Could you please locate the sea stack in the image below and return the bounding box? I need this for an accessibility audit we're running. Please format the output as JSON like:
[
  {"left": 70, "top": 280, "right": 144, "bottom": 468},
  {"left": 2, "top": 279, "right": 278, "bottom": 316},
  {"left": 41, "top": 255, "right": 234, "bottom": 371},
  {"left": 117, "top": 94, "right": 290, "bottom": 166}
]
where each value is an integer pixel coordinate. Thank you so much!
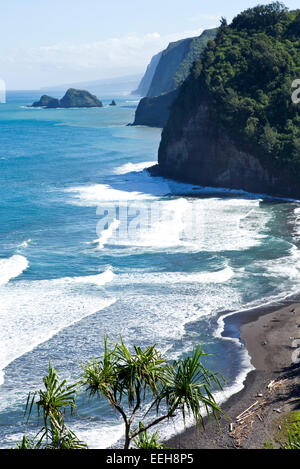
[
  {"left": 32, "top": 88, "right": 103, "bottom": 108},
  {"left": 32, "top": 95, "right": 60, "bottom": 108}
]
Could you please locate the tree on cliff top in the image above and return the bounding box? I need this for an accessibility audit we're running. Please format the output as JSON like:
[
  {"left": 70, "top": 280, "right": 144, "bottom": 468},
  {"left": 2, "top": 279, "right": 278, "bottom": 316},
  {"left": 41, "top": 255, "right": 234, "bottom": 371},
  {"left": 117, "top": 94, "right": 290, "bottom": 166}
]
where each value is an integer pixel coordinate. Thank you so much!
[
  {"left": 231, "top": 2, "right": 288, "bottom": 32},
  {"left": 162, "top": 2, "right": 300, "bottom": 173}
]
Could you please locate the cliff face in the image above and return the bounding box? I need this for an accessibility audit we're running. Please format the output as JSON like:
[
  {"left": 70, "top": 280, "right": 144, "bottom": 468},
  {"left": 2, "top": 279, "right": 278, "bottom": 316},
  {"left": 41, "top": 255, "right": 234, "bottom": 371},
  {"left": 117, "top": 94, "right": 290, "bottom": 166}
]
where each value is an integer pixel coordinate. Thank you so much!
[
  {"left": 158, "top": 96, "right": 300, "bottom": 199},
  {"left": 131, "top": 89, "right": 179, "bottom": 127},
  {"left": 147, "top": 29, "right": 217, "bottom": 99},
  {"left": 157, "top": 6, "right": 300, "bottom": 199},
  {"left": 131, "top": 28, "right": 217, "bottom": 128},
  {"left": 147, "top": 39, "right": 192, "bottom": 98},
  {"left": 132, "top": 52, "right": 162, "bottom": 97}
]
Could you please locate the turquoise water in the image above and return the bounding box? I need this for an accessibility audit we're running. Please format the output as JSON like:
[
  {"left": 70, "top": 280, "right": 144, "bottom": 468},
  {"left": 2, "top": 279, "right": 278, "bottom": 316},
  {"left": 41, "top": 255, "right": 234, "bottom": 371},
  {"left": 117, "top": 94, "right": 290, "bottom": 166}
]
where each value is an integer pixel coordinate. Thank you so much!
[{"left": 0, "top": 91, "right": 300, "bottom": 448}]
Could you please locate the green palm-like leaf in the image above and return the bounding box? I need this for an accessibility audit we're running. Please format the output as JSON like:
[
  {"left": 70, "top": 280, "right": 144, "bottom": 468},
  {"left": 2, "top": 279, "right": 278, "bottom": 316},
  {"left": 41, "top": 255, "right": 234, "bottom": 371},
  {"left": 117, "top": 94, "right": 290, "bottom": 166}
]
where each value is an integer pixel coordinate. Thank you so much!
[
  {"left": 19, "top": 361, "right": 86, "bottom": 449},
  {"left": 80, "top": 337, "right": 119, "bottom": 406},
  {"left": 152, "top": 345, "right": 225, "bottom": 429},
  {"left": 114, "top": 338, "right": 167, "bottom": 407},
  {"left": 81, "top": 337, "right": 166, "bottom": 409},
  {"left": 35, "top": 362, "right": 77, "bottom": 431},
  {"left": 80, "top": 338, "right": 225, "bottom": 449}
]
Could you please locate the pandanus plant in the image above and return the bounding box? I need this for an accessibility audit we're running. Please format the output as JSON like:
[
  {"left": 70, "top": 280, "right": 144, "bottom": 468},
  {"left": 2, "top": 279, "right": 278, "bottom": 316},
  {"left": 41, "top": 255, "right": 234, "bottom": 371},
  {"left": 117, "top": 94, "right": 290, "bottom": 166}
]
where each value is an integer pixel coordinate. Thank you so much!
[
  {"left": 81, "top": 337, "right": 225, "bottom": 449},
  {"left": 18, "top": 362, "right": 87, "bottom": 449}
]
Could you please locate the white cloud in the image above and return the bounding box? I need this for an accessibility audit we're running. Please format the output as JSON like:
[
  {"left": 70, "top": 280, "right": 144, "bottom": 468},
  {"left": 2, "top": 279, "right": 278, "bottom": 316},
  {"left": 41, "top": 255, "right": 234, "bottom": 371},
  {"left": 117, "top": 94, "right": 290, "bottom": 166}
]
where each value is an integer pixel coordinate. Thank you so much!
[
  {"left": 1, "top": 29, "right": 203, "bottom": 88},
  {"left": 6, "top": 29, "right": 202, "bottom": 71}
]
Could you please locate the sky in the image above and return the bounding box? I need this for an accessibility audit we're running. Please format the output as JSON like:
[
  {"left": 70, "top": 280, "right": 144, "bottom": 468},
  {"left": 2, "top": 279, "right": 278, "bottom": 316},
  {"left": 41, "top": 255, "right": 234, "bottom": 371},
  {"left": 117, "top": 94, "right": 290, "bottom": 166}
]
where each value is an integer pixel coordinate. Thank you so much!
[{"left": 0, "top": 0, "right": 299, "bottom": 89}]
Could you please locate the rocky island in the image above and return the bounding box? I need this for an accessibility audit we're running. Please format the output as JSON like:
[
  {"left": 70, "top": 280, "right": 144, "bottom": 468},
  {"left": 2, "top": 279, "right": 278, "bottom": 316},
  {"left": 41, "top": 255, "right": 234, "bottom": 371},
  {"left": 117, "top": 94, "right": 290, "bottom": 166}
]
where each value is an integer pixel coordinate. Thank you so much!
[
  {"left": 157, "top": 4, "right": 300, "bottom": 199},
  {"left": 32, "top": 88, "right": 103, "bottom": 108}
]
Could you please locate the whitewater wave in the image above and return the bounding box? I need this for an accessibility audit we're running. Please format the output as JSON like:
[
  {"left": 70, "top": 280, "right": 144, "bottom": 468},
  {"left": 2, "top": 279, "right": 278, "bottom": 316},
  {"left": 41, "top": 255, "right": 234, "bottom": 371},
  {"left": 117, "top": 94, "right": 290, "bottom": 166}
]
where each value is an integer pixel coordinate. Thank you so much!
[
  {"left": 155, "top": 244, "right": 300, "bottom": 449},
  {"left": 293, "top": 207, "right": 300, "bottom": 236},
  {"left": 67, "top": 268, "right": 115, "bottom": 286},
  {"left": 94, "top": 219, "right": 120, "bottom": 249},
  {"left": 213, "top": 242, "right": 300, "bottom": 348},
  {"left": 75, "top": 421, "right": 125, "bottom": 450},
  {"left": 180, "top": 266, "right": 234, "bottom": 283},
  {"left": 64, "top": 172, "right": 263, "bottom": 207},
  {"left": 64, "top": 183, "right": 156, "bottom": 206},
  {"left": 64, "top": 161, "right": 269, "bottom": 252},
  {"left": 114, "top": 161, "right": 156, "bottom": 175},
  {"left": 0, "top": 273, "right": 116, "bottom": 386},
  {"left": 0, "top": 255, "right": 29, "bottom": 286},
  {"left": 16, "top": 239, "right": 32, "bottom": 249},
  {"left": 89, "top": 196, "right": 267, "bottom": 252},
  {"left": 117, "top": 266, "right": 234, "bottom": 285}
]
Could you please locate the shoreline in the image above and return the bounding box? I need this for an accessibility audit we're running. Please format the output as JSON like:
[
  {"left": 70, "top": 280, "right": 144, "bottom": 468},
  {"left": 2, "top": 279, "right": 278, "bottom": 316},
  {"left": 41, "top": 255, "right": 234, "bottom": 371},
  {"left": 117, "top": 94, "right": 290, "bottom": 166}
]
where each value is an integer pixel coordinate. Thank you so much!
[
  {"left": 147, "top": 165, "right": 300, "bottom": 204},
  {"left": 166, "top": 302, "right": 300, "bottom": 449}
]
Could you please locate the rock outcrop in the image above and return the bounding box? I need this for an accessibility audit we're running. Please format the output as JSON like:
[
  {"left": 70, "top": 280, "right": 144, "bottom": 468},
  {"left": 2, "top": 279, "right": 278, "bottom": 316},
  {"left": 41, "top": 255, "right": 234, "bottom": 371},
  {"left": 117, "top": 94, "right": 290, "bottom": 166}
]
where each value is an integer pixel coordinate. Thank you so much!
[
  {"left": 32, "top": 89, "right": 103, "bottom": 108},
  {"left": 157, "top": 6, "right": 300, "bottom": 199},
  {"left": 32, "top": 95, "right": 60, "bottom": 108},
  {"left": 131, "top": 89, "right": 179, "bottom": 128},
  {"left": 158, "top": 95, "right": 300, "bottom": 199}
]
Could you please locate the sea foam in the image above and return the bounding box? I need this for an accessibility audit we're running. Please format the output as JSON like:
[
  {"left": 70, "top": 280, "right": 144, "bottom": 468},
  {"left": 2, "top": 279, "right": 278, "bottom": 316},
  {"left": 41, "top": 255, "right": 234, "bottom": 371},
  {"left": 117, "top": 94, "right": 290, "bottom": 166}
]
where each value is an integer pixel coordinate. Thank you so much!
[
  {"left": 114, "top": 161, "right": 156, "bottom": 175},
  {"left": 0, "top": 273, "right": 116, "bottom": 386},
  {"left": 64, "top": 161, "right": 268, "bottom": 253},
  {"left": 94, "top": 219, "right": 120, "bottom": 249},
  {"left": 0, "top": 255, "right": 29, "bottom": 286}
]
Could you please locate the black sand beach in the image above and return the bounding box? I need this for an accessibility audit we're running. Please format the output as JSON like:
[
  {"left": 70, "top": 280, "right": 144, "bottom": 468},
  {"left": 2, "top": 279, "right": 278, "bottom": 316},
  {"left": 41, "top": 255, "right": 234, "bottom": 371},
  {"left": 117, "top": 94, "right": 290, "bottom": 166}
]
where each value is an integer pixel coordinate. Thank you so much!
[{"left": 166, "top": 303, "right": 300, "bottom": 449}]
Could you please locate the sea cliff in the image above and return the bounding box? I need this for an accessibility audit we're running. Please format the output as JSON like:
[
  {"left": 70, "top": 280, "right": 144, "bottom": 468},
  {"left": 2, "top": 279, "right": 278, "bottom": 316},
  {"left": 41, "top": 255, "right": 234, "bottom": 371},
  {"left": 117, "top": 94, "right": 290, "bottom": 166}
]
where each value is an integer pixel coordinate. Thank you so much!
[
  {"left": 157, "top": 4, "right": 300, "bottom": 198},
  {"left": 147, "top": 29, "right": 217, "bottom": 98},
  {"left": 158, "top": 95, "right": 300, "bottom": 198},
  {"left": 131, "top": 51, "right": 162, "bottom": 97},
  {"left": 131, "top": 90, "right": 179, "bottom": 128},
  {"left": 131, "top": 28, "right": 217, "bottom": 128}
]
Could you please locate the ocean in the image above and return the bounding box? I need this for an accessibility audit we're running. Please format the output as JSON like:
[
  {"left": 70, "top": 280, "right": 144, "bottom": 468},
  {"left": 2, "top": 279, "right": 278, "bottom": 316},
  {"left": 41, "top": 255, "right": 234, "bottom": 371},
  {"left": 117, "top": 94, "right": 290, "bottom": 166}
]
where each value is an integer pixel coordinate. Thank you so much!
[{"left": 0, "top": 90, "right": 300, "bottom": 448}]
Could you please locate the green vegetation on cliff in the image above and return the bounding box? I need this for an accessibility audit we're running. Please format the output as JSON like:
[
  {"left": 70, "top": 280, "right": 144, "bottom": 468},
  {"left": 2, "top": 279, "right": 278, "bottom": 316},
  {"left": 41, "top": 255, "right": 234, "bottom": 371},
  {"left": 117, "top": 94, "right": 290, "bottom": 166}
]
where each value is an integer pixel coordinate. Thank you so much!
[
  {"left": 162, "top": 2, "right": 300, "bottom": 174},
  {"left": 32, "top": 88, "right": 103, "bottom": 108},
  {"left": 132, "top": 28, "right": 217, "bottom": 127},
  {"left": 147, "top": 28, "right": 217, "bottom": 98},
  {"left": 172, "top": 28, "right": 218, "bottom": 90}
]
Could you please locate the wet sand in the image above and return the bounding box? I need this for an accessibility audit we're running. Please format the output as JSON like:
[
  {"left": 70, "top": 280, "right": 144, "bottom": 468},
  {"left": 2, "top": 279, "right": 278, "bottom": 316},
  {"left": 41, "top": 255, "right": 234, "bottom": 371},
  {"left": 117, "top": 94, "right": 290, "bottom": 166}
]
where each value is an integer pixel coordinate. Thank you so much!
[{"left": 166, "top": 303, "right": 300, "bottom": 449}]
